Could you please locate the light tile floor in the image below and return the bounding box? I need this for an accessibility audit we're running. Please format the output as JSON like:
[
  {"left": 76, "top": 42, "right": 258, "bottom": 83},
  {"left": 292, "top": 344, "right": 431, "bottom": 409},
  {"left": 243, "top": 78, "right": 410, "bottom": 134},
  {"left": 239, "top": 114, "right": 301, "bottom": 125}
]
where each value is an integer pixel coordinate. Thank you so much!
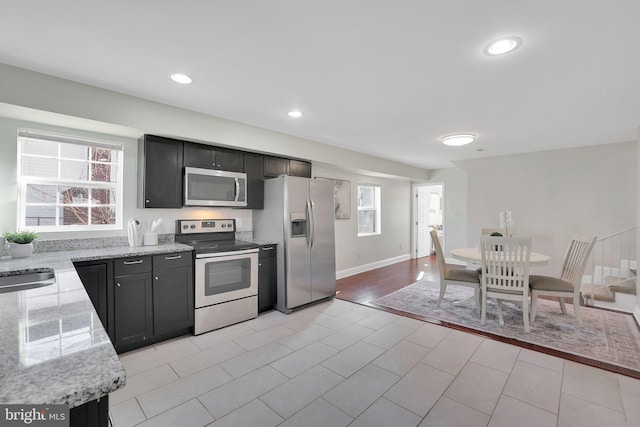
[{"left": 109, "top": 299, "right": 640, "bottom": 427}]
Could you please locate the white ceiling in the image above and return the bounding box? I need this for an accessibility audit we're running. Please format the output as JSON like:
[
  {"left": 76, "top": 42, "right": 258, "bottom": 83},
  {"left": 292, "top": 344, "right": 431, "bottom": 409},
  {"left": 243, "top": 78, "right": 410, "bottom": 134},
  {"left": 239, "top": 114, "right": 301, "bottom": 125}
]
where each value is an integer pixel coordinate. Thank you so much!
[{"left": 1, "top": 1, "right": 639, "bottom": 169}]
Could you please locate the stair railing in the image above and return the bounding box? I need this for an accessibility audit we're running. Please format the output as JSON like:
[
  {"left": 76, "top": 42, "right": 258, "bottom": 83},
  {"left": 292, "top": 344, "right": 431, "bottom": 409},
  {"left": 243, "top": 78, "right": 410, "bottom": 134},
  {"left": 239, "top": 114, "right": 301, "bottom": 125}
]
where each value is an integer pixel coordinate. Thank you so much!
[{"left": 583, "top": 226, "right": 637, "bottom": 308}]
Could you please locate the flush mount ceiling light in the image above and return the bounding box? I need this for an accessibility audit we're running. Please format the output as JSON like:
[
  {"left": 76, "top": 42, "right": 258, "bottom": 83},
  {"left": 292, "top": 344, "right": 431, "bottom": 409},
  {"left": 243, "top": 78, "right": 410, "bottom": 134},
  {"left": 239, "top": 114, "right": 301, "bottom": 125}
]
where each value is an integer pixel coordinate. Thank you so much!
[
  {"left": 287, "top": 110, "right": 303, "bottom": 118},
  {"left": 170, "top": 73, "right": 192, "bottom": 84},
  {"left": 483, "top": 36, "right": 522, "bottom": 56},
  {"left": 441, "top": 133, "right": 476, "bottom": 146}
]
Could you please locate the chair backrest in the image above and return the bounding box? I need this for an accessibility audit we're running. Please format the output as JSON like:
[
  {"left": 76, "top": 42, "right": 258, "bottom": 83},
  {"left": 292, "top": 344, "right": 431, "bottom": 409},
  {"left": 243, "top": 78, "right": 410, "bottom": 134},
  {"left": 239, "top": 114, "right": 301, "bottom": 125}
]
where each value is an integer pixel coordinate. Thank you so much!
[
  {"left": 560, "top": 234, "right": 597, "bottom": 286},
  {"left": 482, "top": 227, "right": 517, "bottom": 237},
  {"left": 479, "top": 236, "right": 532, "bottom": 293},
  {"left": 430, "top": 229, "right": 448, "bottom": 279}
]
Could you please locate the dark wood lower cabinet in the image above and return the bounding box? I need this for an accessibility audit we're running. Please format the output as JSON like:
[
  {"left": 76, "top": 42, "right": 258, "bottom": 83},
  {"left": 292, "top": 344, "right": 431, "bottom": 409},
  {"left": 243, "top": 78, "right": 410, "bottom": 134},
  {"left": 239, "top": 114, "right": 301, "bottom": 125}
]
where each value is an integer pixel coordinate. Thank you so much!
[
  {"left": 73, "top": 260, "right": 112, "bottom": 341},
  {"left": 153, "top": 265, "right": 194, "bottom": 340},
  {"left": 112, "top": 252, "right": 194, "bottom": 353},
  {"left": 113, "top": 272, "right": 154, "bottom": 353},
  {"left": 75, "top": 252, "right": 194, "bottom": 354},
  {"left": 70, "top": 396, "right": 109, "bottom": 427},
  {"left": 258, "top": 244, "right": 277, "bottom": 312}
]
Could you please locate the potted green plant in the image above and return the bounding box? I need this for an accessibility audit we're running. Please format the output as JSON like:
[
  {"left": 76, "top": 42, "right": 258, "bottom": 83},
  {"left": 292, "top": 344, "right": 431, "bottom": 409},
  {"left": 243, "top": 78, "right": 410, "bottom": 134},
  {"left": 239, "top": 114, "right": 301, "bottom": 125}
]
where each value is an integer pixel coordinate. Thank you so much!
[{"left": 3, "top": 231, "right": 38, "bottom": 258}]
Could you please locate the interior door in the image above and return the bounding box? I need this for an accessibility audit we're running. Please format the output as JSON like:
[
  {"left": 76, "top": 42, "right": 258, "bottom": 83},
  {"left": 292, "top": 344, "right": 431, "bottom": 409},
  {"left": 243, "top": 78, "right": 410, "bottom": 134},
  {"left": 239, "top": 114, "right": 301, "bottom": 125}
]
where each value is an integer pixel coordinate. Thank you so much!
[
  {"left": 416, "top": 186, "right": 431, "bottom": 258},
  {"left": 414, "top": 183, "right": 444, "bottom": 258}
]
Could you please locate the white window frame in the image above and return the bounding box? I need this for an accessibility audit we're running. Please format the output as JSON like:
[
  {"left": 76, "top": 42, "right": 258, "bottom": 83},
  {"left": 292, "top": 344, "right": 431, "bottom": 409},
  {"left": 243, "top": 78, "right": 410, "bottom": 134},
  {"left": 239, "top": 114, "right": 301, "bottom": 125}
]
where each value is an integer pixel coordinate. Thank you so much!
[
  {"left": 357, "top": 184, "right": 381, "bottom": 236},
  {"left": 17, "top": 129, "right": 124, "bottom": 232}
]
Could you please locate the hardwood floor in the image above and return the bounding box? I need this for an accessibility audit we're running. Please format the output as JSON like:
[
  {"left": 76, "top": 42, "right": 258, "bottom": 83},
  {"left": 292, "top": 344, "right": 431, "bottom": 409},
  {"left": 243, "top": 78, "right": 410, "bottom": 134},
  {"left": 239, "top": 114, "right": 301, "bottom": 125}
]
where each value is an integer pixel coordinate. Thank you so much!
[
  {"left": 336, "top": 256, "right": 640, "bottom": 379},
  {"left": 336, "top": 256, "right": 438, "bottom": 304}
]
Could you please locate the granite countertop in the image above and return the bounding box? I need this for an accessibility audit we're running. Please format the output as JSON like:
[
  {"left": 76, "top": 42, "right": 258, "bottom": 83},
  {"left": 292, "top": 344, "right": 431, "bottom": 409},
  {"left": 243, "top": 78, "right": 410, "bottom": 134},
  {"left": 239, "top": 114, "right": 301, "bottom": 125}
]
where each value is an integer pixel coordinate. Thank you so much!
[
  {"left": 243, "top": 238, "right": 278, "bottom": 246},
  {"left": 0, "top": 242, "right": 193, "bottom": 408}
]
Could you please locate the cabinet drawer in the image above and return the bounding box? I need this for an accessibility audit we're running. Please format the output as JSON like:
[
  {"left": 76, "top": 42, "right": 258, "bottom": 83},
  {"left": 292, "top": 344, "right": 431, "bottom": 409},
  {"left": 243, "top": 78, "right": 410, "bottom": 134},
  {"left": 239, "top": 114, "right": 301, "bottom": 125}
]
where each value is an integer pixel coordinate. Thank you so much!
[
  {"left": 114, "top": 256, "right": 152, "bottom": 276},
  {"left": 259, "top": 245, "right": 277, "bottom": 258},
  {"left": 153, "top": 252, "right": 193, "bottom": 270}
]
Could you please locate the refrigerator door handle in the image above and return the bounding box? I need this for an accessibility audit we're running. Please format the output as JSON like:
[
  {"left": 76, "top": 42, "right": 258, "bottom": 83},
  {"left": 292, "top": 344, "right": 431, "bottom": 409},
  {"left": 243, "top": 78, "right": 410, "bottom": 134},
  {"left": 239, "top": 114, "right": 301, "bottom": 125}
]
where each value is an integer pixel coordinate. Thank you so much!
[{"left": 307, "top": 199, "right": 315, "bottom": 249}]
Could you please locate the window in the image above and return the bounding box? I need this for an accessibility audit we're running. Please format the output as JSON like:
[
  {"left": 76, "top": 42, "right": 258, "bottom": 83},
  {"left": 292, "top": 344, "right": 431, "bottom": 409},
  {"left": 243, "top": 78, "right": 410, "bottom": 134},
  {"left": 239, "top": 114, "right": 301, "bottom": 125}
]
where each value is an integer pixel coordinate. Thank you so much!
[
  {"left": 17, "top": 129, "right": 124, "bottom": 231},
  {"left": 357, "top": 184, "right": 381, "bottom": 236}
]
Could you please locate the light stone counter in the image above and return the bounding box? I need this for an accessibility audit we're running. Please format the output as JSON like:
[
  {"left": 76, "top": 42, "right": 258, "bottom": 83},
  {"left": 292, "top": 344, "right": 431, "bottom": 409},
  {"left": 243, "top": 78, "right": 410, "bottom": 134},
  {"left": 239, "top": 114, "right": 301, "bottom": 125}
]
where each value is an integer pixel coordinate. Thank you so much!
[{"left": 0, "top": 242, "right": 193, "bottom": 407}]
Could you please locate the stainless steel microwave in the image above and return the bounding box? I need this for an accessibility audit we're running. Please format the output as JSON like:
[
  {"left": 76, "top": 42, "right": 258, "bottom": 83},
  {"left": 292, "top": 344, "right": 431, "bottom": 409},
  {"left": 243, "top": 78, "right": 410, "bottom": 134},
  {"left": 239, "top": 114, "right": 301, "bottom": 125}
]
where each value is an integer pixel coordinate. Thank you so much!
[{"left": 184, "top": 167, "right": 247, "bottom": 207}]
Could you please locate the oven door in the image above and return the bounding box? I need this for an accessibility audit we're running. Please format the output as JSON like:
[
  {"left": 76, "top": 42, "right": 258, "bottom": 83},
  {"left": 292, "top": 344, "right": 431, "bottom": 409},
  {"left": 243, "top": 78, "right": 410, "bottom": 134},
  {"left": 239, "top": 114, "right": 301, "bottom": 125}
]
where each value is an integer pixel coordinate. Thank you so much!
[{"left": 195, "top": 249, "right": 258, "bottom": 308}]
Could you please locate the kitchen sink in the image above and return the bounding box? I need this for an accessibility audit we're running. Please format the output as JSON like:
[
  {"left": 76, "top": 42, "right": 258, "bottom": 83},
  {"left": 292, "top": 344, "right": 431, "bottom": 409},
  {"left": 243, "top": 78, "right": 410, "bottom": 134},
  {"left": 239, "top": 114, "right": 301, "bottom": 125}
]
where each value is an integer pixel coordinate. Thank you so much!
[{"left": 0, "top": 269, "right": 56, "bottom": 294}]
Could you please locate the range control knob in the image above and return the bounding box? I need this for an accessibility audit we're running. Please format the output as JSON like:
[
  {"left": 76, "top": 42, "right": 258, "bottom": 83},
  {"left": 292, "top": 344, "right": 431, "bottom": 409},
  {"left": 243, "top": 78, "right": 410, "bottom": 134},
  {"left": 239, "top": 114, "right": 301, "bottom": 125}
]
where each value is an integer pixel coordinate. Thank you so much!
[
  {"left": 183, "top": 225, "right": 188, "bottom": 229},
  {"left": 190, "top": 224, "right": 196, "bottom": 229}
]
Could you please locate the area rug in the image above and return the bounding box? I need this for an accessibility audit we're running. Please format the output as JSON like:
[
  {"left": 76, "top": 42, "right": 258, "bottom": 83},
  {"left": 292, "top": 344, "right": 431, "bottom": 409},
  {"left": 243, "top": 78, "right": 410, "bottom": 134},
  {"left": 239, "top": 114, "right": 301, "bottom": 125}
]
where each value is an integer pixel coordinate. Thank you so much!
[{"left": 371, "top": 280, "right": 640, "bottom": 376}]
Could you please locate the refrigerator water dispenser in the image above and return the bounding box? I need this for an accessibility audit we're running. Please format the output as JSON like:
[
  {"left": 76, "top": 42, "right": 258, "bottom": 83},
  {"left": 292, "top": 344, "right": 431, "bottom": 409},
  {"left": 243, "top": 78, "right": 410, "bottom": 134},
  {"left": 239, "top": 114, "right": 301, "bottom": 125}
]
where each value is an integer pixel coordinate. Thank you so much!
[{"left": 290, "top": 213, "right": 307, "bottom": 237}]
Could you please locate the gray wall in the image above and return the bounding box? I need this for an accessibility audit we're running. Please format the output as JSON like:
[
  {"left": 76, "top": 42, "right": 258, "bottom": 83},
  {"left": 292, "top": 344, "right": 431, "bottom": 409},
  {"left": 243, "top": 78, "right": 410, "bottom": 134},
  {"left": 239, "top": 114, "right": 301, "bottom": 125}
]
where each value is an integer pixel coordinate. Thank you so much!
[
  {"left": 0, "top": 116, "right": 254, "bottom": 238},
  {"left": 0, "top": 64, "right": 419, "bottom": 274},
  {"left": 313, "top": 165, "right": 412, "bottom": 274},
  {"left": 455, "top": 142, "right": 637, "bottom": 276}
]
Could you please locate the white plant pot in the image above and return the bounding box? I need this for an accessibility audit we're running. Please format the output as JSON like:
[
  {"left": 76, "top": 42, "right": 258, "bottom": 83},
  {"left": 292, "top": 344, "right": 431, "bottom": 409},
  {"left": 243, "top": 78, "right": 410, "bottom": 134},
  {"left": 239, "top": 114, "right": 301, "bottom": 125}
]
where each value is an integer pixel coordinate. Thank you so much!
[{"left": 8, "top": 242, "right": 33, "bottom": 259}]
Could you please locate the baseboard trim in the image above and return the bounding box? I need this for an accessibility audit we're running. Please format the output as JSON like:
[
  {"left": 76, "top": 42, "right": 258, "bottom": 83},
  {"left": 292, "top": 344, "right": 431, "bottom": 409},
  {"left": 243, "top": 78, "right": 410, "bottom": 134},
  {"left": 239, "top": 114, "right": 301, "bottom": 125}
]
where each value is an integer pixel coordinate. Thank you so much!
[
  {"left": 336, "top": 254, "right": 411, "bottom": 280},
  {"left": 634, "top": 305, "right": 640, "bottom": 328}
]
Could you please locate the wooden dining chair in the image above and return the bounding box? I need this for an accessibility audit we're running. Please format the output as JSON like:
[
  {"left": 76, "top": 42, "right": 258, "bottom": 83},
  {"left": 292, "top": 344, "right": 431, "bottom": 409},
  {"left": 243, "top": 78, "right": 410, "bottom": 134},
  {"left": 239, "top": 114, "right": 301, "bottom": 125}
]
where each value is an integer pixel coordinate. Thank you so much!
[
  {"left": 479, "top": 236, "right": 532, "bottom": 332},
  {"left": 430, "top": 230, "right": 481, "bottom": 313},
  {"left": 529, "top": 233, "right": 597, "bottom": 326}
]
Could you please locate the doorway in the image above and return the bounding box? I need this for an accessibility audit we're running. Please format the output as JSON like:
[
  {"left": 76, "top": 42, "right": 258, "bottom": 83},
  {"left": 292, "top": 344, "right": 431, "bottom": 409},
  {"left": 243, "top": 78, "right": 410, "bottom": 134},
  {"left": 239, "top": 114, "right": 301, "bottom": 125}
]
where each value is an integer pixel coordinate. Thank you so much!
[{"left": 413, "top": 183, "right": 444, "bottom": 259}]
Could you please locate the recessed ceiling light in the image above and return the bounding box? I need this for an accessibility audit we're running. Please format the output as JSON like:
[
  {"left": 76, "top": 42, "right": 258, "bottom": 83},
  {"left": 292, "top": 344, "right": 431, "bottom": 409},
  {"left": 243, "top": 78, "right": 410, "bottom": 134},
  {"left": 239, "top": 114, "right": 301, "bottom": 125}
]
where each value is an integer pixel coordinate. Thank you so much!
[
  {"left": 484, "top": 36, "right": 522, "bottom": 56},
  {"left": 170, "top": 73, "right": 192, "bottom": 84},
  {"left": 288, "top": 110, "right": 303, "bottom": 118},
  {"left": 441, "top": 134, "right": 476, "bottom": 146}
]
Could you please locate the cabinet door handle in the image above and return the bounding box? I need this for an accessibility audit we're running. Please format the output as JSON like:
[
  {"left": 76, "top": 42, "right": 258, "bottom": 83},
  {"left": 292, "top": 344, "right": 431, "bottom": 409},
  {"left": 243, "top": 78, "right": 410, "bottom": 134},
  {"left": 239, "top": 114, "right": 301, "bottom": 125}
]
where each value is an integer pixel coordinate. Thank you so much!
[
  {"left": 164, "top": 255, "right": 182, "bottom": 260},
  {"left": 258, "top": 263, "right": 262, "bottom": 267},
  {"left": 262, "top": 246, "right": 274, "bottom": 251},
  {"left": 155, "top": 276, "right": 159, "bottom": 280},
  {"left": 123, "top": 260, "right": 144, "bottom": 265},
  {"left": 116, "top": 283, "right": 121, "bottom": 287}
]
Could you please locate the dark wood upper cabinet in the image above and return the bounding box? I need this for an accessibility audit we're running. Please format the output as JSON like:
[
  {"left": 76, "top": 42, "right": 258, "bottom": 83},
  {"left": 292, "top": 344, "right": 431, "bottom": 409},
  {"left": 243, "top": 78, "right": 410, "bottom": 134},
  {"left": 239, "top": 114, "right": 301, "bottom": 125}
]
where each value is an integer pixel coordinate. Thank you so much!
[
  {"left": 138, "top": 135, "right": 183, "bottom": 208},
  {"left": 184, "top": 142, "right": 243, "bottom": 172},
  {"left": 289, "top": 159, "right": 312, "bottom": 178},
  {"left": 243, "top": 152, "right": 264, "bottom": 209},
  {"left": 183, "top": 142, "right": 215, "bottom": 169},
  {"left": 264, "top": 155, "right": 290, "bottom": 178},
  {"left": 215, "top": 147, "right": 244, "bottom": 172},
  {"left": 138, "top": 135, "right": 311, "bottom": 209}
]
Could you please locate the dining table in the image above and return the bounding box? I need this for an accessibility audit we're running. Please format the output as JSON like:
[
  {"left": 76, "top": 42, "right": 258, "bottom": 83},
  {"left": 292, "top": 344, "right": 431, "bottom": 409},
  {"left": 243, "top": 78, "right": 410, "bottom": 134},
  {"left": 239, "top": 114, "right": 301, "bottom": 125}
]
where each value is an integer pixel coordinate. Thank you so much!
[{"left": 449, "top": 247, "right": 551, "bottom": 265}]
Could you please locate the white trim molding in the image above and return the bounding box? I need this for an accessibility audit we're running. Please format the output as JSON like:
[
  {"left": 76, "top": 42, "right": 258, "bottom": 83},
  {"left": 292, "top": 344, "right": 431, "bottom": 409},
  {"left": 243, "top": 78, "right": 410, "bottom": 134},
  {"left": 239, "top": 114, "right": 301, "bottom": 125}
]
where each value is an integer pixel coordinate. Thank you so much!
[{"left": 336, "top": 254, "right": 411, "bottom": 280}]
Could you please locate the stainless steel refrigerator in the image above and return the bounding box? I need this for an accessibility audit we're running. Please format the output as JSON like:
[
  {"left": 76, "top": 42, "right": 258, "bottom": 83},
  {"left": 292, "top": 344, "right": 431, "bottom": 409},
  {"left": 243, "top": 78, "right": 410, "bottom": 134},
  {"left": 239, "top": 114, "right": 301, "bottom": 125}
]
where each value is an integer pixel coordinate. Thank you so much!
[{"left": 253, "top": 175, "right": 336, "bottom": 313}]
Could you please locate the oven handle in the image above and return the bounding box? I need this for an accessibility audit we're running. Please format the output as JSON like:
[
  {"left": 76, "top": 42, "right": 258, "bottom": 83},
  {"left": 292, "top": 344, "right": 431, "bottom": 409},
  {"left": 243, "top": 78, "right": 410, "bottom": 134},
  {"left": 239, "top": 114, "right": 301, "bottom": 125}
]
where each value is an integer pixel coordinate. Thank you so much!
[{"left": 195, "top": 248, "right": 259, "bottom": 258}]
